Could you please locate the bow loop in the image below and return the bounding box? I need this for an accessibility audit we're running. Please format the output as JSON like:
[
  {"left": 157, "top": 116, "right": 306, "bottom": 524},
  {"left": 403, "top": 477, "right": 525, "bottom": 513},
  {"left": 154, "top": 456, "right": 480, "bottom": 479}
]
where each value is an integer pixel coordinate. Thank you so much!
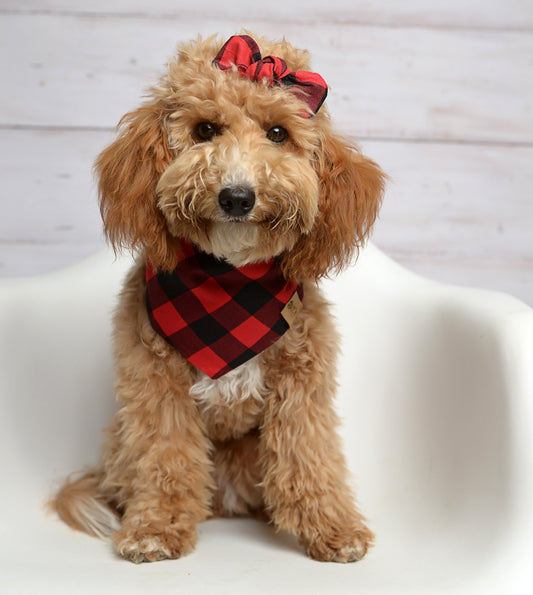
[{"left": 213, "top": 35, "right": 327, "bottom": 116}]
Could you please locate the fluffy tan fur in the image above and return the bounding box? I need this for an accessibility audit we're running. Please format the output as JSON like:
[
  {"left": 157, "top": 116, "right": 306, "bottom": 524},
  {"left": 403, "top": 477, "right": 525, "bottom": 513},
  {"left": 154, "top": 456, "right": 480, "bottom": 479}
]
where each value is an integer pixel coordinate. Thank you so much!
[{"left": 53, "top": 33, "right": 386, "bottom": 563}]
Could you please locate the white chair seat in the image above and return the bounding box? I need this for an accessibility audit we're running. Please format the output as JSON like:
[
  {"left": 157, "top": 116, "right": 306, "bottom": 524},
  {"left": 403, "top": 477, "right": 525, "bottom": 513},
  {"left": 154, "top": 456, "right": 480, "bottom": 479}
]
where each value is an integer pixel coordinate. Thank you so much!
[{"left": 1, "top": 244, "right": 532, "bottom": 594}]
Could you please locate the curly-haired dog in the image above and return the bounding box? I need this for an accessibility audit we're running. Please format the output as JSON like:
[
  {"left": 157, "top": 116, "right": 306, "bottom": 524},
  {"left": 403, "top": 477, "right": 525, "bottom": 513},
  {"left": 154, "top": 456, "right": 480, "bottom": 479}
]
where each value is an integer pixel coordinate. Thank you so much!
[{"left": 54, "top": 33, "right": 385, "bottom": 564}]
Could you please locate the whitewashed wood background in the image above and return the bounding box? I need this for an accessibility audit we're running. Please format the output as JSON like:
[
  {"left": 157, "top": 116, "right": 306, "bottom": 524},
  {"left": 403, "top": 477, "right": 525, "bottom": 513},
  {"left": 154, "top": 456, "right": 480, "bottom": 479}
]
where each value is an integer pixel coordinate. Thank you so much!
[{"left": 1, "top": 1, "right": 532, "bottom": 306}]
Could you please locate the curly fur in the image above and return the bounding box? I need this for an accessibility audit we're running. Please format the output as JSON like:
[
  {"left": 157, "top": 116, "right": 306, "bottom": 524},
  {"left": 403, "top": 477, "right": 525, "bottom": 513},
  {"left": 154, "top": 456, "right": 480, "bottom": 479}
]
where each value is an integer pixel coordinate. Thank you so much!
[{"left": 53, "top": 33, "right": 386, "bottom": 564}]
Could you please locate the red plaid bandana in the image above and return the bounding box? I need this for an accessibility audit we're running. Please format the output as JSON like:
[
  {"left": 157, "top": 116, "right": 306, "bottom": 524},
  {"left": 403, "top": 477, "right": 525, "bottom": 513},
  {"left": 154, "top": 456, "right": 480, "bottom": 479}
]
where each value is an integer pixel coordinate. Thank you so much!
[
  {"left": 146, "top": 241, "right": 303, "bottom": 379},
  {"left": 213, "top": 34, "right": 328, "bottom": 116}
]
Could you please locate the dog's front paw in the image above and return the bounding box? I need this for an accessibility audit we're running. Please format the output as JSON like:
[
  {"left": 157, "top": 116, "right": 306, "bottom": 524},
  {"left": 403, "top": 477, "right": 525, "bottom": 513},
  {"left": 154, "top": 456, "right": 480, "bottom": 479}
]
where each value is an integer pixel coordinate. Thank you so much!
[
  {"left": 302, "top": 523, "right": 374, "bottom": 563},
  {"left": 114, "top": 525, "right": 197, "bottom": 563}
]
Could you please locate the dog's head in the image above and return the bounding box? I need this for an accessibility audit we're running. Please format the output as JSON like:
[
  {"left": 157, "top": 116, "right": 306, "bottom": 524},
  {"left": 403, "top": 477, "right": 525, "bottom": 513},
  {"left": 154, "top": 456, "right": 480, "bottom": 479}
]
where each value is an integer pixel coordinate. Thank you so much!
[{"left": 96, "top": 34, "right": 385, "bottom": 281}]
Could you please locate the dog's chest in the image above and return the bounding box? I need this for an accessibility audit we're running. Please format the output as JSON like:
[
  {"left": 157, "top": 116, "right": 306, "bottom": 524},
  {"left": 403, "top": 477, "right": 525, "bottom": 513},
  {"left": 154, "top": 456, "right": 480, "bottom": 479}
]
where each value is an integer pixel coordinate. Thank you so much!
[{"left": 189, "top": 355, "right": 268, "bottom": 441}]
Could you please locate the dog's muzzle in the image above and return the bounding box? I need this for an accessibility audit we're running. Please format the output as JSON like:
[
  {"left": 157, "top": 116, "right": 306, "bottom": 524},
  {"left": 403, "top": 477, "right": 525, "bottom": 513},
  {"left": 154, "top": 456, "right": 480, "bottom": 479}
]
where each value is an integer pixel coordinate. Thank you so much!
[{"left": 218, "top": 186, "right": 256, "bottom": 218}]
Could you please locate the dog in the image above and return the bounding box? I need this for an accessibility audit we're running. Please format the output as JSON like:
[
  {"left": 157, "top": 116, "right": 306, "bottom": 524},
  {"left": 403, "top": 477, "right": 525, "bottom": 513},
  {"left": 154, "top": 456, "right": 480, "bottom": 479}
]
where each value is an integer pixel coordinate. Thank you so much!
[{"left": 54, "top": 33, "right": 385, "bottom": 564}]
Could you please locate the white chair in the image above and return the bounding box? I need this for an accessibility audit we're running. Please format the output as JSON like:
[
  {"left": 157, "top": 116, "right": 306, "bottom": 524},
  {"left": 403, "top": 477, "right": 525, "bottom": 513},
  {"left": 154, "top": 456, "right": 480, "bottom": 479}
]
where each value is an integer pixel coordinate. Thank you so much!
[{"left": 1, "top": 245, "right": 532, "bottom": 594}]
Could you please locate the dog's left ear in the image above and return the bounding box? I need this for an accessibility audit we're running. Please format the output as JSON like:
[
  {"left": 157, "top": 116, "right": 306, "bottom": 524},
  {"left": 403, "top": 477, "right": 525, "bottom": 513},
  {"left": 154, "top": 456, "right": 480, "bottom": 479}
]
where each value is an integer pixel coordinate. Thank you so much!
[{"left": 280, "top": 131, "right": 386, "bottom": 282}]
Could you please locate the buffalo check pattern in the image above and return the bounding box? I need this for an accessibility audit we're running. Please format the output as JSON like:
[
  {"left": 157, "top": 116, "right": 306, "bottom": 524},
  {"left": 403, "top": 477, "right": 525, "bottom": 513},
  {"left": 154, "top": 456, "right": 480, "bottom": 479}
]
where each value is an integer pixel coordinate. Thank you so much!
[{"left": 146, "top": 241, "right": 303, "bottom": 379}]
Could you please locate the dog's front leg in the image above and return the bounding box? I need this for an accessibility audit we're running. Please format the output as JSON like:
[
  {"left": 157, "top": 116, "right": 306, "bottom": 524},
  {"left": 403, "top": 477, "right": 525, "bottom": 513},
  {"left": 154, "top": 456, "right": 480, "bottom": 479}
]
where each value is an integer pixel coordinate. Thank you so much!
[
  {"left": 260, "top": 369, "right": 373, "bottom": 562},
  {"left": 106, "top": 357, "right": 214, "bottom": 563},
  {"left": 101, "top": 279, "right": 214, "bottom": 563},
  {"left": 260, "top": 289, "right": 374, "bottom": 563},
  {"left": 106, "top": 356, "right": 214, "bottom": 563}
]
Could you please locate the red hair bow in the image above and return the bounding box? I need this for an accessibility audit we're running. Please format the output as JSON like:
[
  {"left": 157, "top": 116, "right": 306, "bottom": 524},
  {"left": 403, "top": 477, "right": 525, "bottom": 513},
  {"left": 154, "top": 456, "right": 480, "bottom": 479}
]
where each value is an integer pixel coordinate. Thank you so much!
[{"left": 213, "top": 35, "right": 327, "bottom": 117}]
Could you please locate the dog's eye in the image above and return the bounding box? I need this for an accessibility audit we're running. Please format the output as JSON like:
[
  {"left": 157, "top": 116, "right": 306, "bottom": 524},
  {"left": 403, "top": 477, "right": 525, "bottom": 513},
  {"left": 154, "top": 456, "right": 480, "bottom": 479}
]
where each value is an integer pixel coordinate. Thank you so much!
[
  {"left": 266, "top": 126, "right": 288, "bottom": 144},
  {"left": 195, "top": 122, "right": 219, "bottom": 142}
]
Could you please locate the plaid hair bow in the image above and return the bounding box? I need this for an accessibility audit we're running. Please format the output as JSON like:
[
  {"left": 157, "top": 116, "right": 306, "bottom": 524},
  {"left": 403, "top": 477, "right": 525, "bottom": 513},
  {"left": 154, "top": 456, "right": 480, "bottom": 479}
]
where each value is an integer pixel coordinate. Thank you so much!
[{"left": 213, "top": 34, "right": 328, "bottom": 116}]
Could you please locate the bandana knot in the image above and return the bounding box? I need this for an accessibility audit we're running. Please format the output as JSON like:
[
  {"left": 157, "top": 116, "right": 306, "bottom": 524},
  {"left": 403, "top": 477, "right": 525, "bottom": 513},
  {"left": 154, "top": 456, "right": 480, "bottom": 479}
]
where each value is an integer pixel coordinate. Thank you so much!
[{"left": 213, "top": 34, "right": 327, "bottom": 116}]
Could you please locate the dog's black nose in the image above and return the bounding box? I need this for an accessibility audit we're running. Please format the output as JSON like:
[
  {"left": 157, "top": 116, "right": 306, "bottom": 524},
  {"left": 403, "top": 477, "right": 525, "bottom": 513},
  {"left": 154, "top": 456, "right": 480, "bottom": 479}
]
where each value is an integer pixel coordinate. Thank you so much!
[{"left": 218, "top": 186, "right": 255, "bottom": 218}]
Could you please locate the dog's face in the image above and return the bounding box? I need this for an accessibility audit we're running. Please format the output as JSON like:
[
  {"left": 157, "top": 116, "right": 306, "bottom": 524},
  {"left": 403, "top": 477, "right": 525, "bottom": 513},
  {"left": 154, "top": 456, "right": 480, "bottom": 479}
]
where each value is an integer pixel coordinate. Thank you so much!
[
  {"left": 157, "top": 39, "right": 322, "bottom": 266},
  {"left": 97, "top": 35, "right": 385, "bottom": 281}
]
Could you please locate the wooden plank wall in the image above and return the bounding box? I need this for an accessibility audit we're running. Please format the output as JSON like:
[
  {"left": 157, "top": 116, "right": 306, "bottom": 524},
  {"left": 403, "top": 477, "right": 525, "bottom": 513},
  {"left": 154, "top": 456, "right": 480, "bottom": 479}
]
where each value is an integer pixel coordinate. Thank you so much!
[{"left": 1, "top": 1, "right": 532, "bottom": 306}]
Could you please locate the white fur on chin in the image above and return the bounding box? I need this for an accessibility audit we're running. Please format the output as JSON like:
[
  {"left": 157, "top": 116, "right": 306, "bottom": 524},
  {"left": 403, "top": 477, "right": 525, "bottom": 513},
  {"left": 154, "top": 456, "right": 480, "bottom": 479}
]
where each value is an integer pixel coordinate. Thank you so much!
[{"left": 208, "top": 221, "right": 260, "bottom": 266}]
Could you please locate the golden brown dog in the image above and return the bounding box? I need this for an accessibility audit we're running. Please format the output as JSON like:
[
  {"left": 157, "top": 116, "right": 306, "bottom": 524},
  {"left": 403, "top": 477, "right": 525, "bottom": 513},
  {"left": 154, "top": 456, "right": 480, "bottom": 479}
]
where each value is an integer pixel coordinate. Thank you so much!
[{"left": 54, "top": 33, "right": 385, "bottom": 564}]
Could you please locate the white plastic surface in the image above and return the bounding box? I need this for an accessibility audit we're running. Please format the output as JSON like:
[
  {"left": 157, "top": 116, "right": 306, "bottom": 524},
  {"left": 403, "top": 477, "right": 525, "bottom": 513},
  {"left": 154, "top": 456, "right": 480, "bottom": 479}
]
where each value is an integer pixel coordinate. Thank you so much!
[{"left": 1, "top": 244, "right": 532, "bottom": 594}]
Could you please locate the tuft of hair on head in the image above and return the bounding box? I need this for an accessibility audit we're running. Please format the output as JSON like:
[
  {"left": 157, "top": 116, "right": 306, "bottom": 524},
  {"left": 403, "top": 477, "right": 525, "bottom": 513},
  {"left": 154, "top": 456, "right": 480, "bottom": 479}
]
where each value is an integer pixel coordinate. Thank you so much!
[{"left": 280, "top": 129, "right": 386, "bottom": 282}]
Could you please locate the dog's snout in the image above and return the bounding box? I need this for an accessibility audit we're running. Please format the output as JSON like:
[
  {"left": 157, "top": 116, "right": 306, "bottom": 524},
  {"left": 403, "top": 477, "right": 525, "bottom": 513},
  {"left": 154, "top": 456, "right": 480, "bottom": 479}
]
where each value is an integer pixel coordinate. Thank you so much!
[{"left": 218, "top": 186, "right": 255, "bottom": 218}]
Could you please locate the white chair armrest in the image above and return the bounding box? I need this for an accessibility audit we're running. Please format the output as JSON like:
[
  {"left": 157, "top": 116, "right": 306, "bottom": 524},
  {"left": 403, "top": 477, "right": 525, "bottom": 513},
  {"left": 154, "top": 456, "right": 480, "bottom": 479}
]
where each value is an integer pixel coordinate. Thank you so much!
[{"left": 1, "top": 245, "right": 531, "bottom": 594}]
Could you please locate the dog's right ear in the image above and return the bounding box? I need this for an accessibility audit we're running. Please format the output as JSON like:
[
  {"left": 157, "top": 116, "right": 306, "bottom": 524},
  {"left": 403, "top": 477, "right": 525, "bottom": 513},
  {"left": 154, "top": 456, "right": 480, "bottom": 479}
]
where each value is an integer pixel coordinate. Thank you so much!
[{"left": 95, "top": 105, "right": 179, "bottom": 271}]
